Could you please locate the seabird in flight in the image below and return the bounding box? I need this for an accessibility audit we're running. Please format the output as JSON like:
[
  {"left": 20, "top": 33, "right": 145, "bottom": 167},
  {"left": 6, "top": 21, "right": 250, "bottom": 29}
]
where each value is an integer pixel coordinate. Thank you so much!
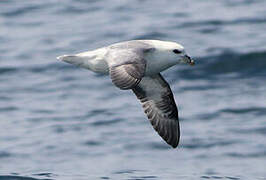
[{"left": 57, "top": 40, "right": 195, "bottom": 148}]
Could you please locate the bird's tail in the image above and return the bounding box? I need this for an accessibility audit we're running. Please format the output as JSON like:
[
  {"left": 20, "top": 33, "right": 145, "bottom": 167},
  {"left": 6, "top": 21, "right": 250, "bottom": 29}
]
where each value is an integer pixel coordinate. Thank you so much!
[{"left": 57, "top": 54, "right": 85, "bottom": 67}]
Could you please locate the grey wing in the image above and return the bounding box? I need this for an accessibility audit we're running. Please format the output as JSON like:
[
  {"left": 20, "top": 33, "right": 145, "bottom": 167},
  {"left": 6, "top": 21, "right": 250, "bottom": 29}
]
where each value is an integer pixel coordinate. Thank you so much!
[
  {"left": 107, "top": 49, "right": 146, "bottom": 90},
  {"left": 132, "top": 74, "right": 180, "bottom": 148}
]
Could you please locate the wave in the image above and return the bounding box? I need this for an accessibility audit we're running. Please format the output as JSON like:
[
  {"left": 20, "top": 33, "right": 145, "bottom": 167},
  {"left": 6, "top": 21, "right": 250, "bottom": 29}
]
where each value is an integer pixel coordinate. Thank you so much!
[
  {"left": 0, "top": 175, "right": 53, "bottom": 180},
  {"left": 1, "top": 4, "right": 44, "bottom": 17},
  {"left": 178, "top": 17, "right": 266, "bottom": 29}
]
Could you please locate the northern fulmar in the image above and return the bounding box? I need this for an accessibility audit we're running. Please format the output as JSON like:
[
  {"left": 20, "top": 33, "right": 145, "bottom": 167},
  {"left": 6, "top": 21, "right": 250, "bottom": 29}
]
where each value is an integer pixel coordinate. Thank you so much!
[{"left": 57, "top": 40, "right": 195, "bottom": 148}]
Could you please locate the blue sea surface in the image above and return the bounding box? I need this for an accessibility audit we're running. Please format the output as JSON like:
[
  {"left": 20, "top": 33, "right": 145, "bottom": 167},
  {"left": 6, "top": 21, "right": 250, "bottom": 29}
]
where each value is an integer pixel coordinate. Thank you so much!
[{"left": 0, "top": 0, "right": 266, "bottom": 179}]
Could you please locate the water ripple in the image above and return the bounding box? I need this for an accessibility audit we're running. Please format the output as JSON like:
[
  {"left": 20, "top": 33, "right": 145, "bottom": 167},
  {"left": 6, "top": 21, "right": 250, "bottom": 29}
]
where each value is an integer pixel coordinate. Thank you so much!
[
  {"left": 0, "top": 151, "right": 12, "bottom": 158},
  {"left": 1, "top": 5, "right": 42, "bottom": 17},
  {"left": 178, "top": 17, "right": 266, "bottom": 29},
  {"left": 91, "top": 118, "right": 123, "bottom": 127},
  {"left": 0, "top": 67, "right": 18, "bottom": 74},
  {"left": 0, "top": 175, "right": 53, "bottom": 180},
  {"left": 221, "top": 107, "right": 266, "bottom": 115}
]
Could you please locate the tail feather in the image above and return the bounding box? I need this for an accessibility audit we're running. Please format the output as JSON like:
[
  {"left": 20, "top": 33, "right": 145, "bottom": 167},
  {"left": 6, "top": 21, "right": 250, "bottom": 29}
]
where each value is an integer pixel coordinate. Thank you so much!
[{"left": 57, "top": 55, "right": 84, "bottom": 67}]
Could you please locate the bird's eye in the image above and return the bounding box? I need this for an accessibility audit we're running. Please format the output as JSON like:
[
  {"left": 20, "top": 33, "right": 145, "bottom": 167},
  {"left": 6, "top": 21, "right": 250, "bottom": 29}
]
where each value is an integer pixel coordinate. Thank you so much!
[{"left": 173, "top": 49, "right": 182, "bottom": 54}]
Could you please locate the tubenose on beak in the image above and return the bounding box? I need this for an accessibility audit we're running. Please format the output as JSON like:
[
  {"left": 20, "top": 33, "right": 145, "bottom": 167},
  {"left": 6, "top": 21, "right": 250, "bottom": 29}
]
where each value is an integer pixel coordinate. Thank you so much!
[{"left": 184, "top": 55, "right": 195, "bottom": 66}]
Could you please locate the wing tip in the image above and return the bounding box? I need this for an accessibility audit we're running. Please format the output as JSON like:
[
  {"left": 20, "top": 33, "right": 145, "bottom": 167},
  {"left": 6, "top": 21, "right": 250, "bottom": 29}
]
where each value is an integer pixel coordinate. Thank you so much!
[
  {"left": 161, "top": 126, "right": 180, "bottom": 148},
  {"left": 170, "top": 141, "right": 179, "bottom": 148}
]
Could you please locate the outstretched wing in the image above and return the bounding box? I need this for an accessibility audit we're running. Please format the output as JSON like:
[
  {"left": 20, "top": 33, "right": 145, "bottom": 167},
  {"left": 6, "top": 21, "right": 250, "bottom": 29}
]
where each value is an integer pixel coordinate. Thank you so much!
[
  {"left": 132, "top": 74, "right": 180, "bottom": 148},
  {"left": 107, "top": 49, "right": 146, "bottom": 90}
]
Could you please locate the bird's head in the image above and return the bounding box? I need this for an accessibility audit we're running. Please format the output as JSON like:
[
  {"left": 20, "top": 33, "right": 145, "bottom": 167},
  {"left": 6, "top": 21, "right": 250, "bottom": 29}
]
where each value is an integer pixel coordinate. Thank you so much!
[{"left": 147, "top": 40, "right": 195, "bottom": 66}]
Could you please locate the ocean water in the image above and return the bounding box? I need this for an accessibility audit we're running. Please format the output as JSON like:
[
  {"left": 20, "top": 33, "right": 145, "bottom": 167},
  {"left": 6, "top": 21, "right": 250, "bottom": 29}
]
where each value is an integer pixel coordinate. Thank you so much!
[{"left": 0, "top": 0, "right": 266, "bottom": 179}]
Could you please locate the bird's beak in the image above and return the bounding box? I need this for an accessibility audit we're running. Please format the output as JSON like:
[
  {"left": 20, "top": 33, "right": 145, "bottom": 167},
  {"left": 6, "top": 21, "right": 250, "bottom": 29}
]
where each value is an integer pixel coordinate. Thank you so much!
[{"left": 183, "top": 55, "right": 195, "bottom": 66}]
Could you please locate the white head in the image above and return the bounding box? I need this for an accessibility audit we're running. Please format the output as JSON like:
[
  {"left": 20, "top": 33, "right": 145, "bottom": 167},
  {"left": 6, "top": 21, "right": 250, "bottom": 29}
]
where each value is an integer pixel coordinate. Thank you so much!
[{"left": 147, "top": 40, "right": 195, "bottom": 66}]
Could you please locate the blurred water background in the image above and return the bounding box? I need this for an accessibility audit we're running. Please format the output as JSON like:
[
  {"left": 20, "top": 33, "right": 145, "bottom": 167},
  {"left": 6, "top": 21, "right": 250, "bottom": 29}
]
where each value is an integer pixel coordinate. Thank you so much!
[{"left": 0, "top": 0, "right": 266, "bottom": 179}]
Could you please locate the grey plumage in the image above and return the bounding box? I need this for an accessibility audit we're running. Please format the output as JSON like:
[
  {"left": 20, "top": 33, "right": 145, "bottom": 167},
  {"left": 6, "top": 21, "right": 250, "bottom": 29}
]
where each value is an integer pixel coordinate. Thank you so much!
[
  {"left": 132, "top": 74, "right": 180, "bottom": 148},
  {"left": 107, "top": 49, "right": 146, "bottom": 90}
]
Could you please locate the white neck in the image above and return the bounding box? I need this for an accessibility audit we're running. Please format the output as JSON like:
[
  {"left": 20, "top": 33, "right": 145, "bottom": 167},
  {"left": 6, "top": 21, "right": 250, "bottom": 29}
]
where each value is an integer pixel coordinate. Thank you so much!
[{"left": 144, "top": 51, "right": 177, "bottom": 75}]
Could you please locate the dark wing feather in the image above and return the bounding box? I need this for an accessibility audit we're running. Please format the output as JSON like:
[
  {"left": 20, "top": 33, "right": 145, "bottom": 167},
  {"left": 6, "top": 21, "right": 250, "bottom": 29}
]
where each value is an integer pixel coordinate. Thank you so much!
[
  {"left": 110, "top": 62, "right": 145, "bottom": 90},
  {"left": 132, "top": 74, "right": 180, "bottom": 148},
  {"left": 107, "top": 49, "right": 146, "bottom": 90}
]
